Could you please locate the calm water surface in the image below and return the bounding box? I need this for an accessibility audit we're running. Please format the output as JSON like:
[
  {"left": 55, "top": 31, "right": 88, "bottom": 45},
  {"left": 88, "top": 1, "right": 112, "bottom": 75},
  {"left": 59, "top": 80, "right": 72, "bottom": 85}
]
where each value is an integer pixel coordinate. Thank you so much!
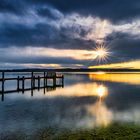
[{"left": 0, "top": 72, "right": 140, "bottom": 134}]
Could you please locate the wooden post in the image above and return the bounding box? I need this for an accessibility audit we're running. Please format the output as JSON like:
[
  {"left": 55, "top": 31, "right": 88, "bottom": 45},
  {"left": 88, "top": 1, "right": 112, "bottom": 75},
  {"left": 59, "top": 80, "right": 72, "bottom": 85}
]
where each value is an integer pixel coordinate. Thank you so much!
[
  {"left": 31, "top": 72, "right": 34, "bottom": 96},
  {"left": 43, "top": 72, "right": 46, "bottom": 94},
  {"left": 31, "top": 72, "right": 33, "bottom": 89},
  {"left": 31, "top": 88, "right": 33, "bottom": 96},
  {"left": 44, "top": 85, "right": 46, "bottom": 94},
  {"left": 62, "top": 75, "right": 64, "bottom": 87},
  {"left": 38, "top": 76, "right": 40, "bottom": 90},
  {"left": 1, "top": 92, "right": 4, "bottom": 101},
  {"left": 53, "top": 75, "right": 56, "bottom": 87},
  {"left": 33, "top": 76, "right": 35, "bottom": 88},
  {"left": 44, "top": 72, "right": 46, "bottom": 87},
  {"left": 17, "top": 76, "right": 20, "bottom": 91},
  {"left": 22, "top": 76, "right": 25, "bottom": 93},
  {"left": 1, "top": 72, "right": 5, "bottom": 101},
  {"left": 45, "top": 74, "right": 47, "bottom": 86}
]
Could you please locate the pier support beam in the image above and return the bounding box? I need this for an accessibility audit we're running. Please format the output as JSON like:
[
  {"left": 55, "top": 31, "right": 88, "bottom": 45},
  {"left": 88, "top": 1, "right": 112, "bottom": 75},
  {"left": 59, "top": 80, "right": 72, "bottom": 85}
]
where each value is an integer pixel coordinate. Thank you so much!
[
  {"left": 45, "top": 75, "right": 47, "bottom": 86},
  {"left": 17, "top": 76, "right": 20, "bottom": 91},
  {"left": 1, "top": 72, "right": 4, "bottom": 101},
  {"left": 33, "top": 76, "right": 35, "bottom": 88},
  {"left": 22, "top": 76, "right": 25, "bottom": 93},
  {"left": 53, "top": 76, "right": 56, "bottom": 86},
  {"left": 31, "top": 72, "right": 34, "bottom": 89},
  {"left": 43, "top": 72, "right": 46, "bottom": 94},
  {"left": 38, "top": 76, "right": 40, "bottom": 91},
  {"left": 62, "top": 75, "right": 64, "bottom": 87},
  {"left": 44, "top": 72, "right": 46, "bottom": 86}
]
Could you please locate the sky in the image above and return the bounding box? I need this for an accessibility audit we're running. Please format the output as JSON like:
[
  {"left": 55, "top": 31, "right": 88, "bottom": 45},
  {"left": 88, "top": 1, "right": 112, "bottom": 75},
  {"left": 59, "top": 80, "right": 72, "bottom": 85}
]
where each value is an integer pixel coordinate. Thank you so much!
[{"left": 1, "top": 0, "right": 140, "bottom": 69}]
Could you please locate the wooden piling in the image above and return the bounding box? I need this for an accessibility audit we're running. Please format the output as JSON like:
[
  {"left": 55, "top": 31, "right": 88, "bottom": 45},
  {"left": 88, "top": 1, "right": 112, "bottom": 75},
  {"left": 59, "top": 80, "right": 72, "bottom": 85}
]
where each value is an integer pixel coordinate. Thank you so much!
[
  {"left": 1, "top": 92, "right": 4, "bottom": 101},
  {"left": 31, "top": 89, "right": 33, "bottom": 96},
  {"left": 33, "top": 76, "right": 35, "bottom": 88},
  {"left": 62, "top": 75, "right": 64, "bottom": 87},
  {"left": 1, "top": 72, "right": 5, "bottom": 101},
  {"left": 2, "top": 72, "right": 4, "bottom": 92},
  {"left": 31, "top": 72, "right": 34, "bottom": 89},
  {"left": 38, "top": 76, "right": 40, "bottom": 90},
  {"left": 45, "top": 75, "right": 47, "bottom": 86},
  {"left": 22, "top": 76, "right": 25, "bottom": 93},
  {"left": 44, "top": 72, "right": 46, "bottom": 87},
  {"left": 44, "top": 86, "right": 46, "bottom": 94},
  {"left": 17, "top": 76, "right": 20, "bottom": 91},
  {"left": 43, "top": 72, "right": 46, "bottom": 94},
  {"left": 53, "top": 76, "right": 56, "bottom": 86}
]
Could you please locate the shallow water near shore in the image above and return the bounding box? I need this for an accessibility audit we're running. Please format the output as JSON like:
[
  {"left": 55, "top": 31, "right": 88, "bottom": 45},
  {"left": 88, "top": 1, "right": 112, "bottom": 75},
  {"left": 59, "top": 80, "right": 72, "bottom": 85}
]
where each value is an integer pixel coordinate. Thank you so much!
[{"left": 0, "top": 72, "right": 140, "bottom": 138}]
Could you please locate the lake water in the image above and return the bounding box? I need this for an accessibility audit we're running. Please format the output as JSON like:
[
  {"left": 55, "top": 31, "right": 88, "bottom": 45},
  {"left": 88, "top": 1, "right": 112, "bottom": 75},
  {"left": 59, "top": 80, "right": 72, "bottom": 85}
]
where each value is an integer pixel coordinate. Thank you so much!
[{"left": 0, "top": 72, "right": 140, "bottom": 135}]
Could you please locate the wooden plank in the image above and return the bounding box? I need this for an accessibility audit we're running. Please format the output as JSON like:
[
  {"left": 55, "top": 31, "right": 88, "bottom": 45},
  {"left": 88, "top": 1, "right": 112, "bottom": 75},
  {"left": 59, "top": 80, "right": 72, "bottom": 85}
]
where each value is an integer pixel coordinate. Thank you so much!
[
  {"left": 0, "top": 85, "right": 63, "bottom": 94},
  {"left": 0, "top": 75, "right": 62, "bottom": 81}
]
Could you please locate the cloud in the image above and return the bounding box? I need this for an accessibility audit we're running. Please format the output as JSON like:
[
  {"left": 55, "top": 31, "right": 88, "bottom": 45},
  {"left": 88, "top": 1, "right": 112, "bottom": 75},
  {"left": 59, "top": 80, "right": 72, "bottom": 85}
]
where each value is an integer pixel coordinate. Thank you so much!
[
  {"left": 27, "top": 0, "right": 140, "bottom": 23},
  {"left": 0, "top": 0, "right": 25, "bottom": 14},
  {"left": 0, "top": 10, "right": 97, "bottom": 50},
  {"left": 2, "top": 0, "right": 140, "bottom": 23},
  {"left": 0, "top": 0, "right": 140, "bottom": 68},
  {"left": 0, "top": 47, "right": 95, "bottom": 69},
  {"left": 106, "top": 32, "right": 140, "bottom": 61}
]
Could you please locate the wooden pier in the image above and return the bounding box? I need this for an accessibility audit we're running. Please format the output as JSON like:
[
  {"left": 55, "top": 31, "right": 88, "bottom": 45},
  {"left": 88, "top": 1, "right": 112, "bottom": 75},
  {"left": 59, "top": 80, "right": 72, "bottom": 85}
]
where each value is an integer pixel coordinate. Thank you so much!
[{"left": 0, "top": 71, "right": 64, "bottom": 101}]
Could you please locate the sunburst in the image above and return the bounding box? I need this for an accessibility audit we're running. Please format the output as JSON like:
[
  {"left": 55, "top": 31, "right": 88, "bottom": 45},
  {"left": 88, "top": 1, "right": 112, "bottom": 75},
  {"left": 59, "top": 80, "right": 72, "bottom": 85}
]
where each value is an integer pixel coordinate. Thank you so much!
[
  {"left": 84, "top": 42, "right": 111, "bottom": 67},
  {"left": 94, "top": 42, "right": 111, "bottom": 62}
]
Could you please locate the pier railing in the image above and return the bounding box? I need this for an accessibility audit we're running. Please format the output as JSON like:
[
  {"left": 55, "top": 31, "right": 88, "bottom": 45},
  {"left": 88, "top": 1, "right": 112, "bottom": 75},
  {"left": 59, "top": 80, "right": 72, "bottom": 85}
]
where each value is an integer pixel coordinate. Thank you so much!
[{"left": 0, "top": 71, "right": 64, "bottom": 101}]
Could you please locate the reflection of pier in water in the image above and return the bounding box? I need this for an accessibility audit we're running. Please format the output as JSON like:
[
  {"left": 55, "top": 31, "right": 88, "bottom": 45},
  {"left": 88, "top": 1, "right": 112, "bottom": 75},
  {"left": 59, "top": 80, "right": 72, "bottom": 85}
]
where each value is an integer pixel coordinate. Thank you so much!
[{"left": 0, "top": 71, "right": 64, "bottom": 101}]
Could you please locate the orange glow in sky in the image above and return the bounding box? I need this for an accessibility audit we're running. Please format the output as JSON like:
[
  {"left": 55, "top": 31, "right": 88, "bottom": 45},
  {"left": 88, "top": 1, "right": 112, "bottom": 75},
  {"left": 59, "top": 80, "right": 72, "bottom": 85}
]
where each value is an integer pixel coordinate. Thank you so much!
[
  {"left": 89, "top": 60, "right": 140, "bottom": 69},
  {"left": 89, "top": 73, "right": 140, "bottom": 85}
]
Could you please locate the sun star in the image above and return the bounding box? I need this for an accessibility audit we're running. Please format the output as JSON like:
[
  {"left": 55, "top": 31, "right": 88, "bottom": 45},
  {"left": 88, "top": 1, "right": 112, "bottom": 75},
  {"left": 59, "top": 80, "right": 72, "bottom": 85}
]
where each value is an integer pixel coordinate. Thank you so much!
[{"left": 94, "top": 43, "right": 110, "bottom": 62}]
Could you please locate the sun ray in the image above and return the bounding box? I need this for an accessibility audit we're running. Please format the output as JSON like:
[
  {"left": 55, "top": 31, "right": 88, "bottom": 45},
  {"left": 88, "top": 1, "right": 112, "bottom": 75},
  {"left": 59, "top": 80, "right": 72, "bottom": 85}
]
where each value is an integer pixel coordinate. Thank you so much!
[{"left": 94, "top": 42, "right": 111, "bottom": 63}]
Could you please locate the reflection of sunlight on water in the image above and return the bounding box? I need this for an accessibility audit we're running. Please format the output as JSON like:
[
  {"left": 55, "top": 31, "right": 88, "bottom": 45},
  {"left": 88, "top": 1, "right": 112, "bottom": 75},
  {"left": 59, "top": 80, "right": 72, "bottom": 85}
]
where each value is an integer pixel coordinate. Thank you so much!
[
  {"left": 49, "top": 83, "right": 109, "bottom": 99},
  {"left": 15, "top": 82, "right": 112, "bottom": 127},
  {"left": 96, "top": 85, "right": 108, "bottom": 98},
  {"left": 87, "top": 101, "right": 113, "bottom": 127},
  {"left": 89, "top": 73, "right": 140, "bottom": 85},
  {"left": 18, "top": 80, "right": 112, "bottom": 127},
  {"left": 5, "top": 82, "right": 109, "bottom": 102},
  {"left": 93, "top": 72, "right": 106, "bottom": 75},
  {"left": 86, "top": 84, "right": 112, "bottom": 127},
  {"left": 22, "top": 83, "right": 109, "bottom": 98},
  {"left": 1, "top": 77, "right": 140, "bottom": 133}
]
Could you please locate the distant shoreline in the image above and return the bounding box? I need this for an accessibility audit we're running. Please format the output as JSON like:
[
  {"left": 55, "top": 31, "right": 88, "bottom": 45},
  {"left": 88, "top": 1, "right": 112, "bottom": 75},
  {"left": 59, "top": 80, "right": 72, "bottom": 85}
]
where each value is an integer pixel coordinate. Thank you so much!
[{"left": 1, "top": 68, "right": 140, "bottom": 73}]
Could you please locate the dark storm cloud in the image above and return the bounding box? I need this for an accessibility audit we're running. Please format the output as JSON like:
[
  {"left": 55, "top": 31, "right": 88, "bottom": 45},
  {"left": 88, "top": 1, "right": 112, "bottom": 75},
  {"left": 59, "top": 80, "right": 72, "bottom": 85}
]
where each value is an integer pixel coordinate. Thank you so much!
[
  {"left": 106, "top": 32, "right": 140, "bottom": 60},
  {"left": 0, "top": 0, "right": 27, "bottom": 15},
  {"left": 1, "top": 0, "right": 140, "bottom": 22},
  {"left": 0, "top": 0, "right": 140, "bottom": 67},
  {"left": 0, "top": 0, "right": 96, "bottom": 67},
  {"left": 0, "top": 0, "right": 139, "bottom": 49},
  {"left": 0, "top": 22, "right": 95, "bottom": 50},
  {"left": 0, "top": 23, "right": 59, "bottom": 47},
  {"left": 27, "top": 0, "right": 140, "bottom": 23},
  {"left": 36, "top": 6, "right": 60, "bottom": 19}
]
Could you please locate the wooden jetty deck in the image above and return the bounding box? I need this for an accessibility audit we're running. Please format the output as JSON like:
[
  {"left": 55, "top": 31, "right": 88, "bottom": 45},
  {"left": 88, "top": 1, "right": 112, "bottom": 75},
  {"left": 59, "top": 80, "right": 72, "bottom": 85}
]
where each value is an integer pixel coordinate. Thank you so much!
[{"left": 0, "top": 71, "right": 64, "bottom": 101}]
